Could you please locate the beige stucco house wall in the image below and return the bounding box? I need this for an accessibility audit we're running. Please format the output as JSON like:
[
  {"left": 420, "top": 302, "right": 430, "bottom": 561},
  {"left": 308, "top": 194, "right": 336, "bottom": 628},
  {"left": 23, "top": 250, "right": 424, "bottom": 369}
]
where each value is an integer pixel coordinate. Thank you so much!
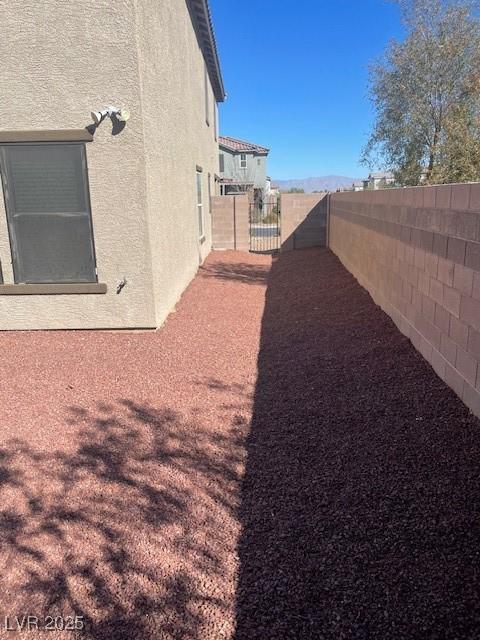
[{"left": 0, "top": 0, "right": 224, "bottom": 330}]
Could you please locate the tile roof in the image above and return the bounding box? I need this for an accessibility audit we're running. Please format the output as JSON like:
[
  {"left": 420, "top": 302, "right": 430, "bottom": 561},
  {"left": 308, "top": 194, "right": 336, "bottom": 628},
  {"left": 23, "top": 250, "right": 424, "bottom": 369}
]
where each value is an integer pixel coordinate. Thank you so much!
[{"left": 219, "top": 136, "right": 269, "bottom": 154}]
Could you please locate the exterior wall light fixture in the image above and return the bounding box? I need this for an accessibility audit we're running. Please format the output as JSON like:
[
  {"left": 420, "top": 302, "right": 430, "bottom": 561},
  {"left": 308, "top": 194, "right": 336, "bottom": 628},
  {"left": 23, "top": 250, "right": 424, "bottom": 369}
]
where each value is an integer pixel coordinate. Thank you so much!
[{"left": 90, "top": 106, "right": 131, "bottom": 126}]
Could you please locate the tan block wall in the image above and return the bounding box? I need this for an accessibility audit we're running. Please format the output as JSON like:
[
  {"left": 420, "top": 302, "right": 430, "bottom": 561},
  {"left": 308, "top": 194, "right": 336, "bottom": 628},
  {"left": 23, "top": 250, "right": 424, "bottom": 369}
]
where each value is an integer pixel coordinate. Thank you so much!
[
  {"left": 329, "top": 183, "right": 480, "bottom": 417},
  {"left": 280, "top": 193, "right": 327, "bottom": 251},
  {"left": 211, "top": 195, "right": 249, "bottom": 252}
]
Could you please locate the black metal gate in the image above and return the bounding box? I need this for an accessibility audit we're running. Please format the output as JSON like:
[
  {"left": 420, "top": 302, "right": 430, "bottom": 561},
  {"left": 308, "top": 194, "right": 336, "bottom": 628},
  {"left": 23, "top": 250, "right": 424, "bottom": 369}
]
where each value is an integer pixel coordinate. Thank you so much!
[{"left": 249, "top": 198, "right": 280, "bottom": 253}]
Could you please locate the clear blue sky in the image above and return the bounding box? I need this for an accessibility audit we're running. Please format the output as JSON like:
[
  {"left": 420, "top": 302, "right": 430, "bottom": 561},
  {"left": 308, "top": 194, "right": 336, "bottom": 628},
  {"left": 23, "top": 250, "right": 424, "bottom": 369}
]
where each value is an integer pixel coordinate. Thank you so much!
[{"left": 210, "top": 0, "right": 404, "bottom": 180}]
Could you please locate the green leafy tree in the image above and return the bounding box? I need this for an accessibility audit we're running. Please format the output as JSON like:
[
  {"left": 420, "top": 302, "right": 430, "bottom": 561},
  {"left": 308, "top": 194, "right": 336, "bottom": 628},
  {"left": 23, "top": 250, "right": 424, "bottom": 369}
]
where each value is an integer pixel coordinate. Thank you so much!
[
  {"left": 287, "top": 187, "right": 305, "bottom": 193},
  {"left": 363, "top": 0, "right": 480, "bottom": 185}
]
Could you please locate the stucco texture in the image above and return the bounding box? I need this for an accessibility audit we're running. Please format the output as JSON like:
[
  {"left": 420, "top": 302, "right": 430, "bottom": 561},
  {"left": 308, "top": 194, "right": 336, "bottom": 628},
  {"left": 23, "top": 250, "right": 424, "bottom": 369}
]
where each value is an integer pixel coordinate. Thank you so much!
[
  {"left": 0, "top": 0, "right": 218, "bottom": 329},
  {"left": 134, "top": 0, "right": 219, "bottom": 326}
]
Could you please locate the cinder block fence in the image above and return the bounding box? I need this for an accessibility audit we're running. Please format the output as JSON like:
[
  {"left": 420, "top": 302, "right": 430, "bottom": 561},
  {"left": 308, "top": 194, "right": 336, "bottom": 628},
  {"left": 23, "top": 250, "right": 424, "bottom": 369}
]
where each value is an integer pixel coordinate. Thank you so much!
[
  {"left": 210, "top": 185, "right": 480, "bottom": 418},
  {"left": 211, "top": 193, "right": 328, "bottom": 252},
  {"left": 280, "top": 193, "right": 327, "bottom": 250},
  {"left": 211, "top": 195, "right": 249, "bottom": 251},
  {"left": 329, "top": 184, "right": 480, "bottom": 417}
]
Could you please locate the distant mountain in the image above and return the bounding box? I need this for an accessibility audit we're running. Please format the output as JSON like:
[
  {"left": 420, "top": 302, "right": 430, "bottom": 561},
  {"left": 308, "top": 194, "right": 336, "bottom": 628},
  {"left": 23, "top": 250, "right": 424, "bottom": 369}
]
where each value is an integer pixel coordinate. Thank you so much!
[{"left": 274, "top": 176, "right": 359, "bottom": 193}]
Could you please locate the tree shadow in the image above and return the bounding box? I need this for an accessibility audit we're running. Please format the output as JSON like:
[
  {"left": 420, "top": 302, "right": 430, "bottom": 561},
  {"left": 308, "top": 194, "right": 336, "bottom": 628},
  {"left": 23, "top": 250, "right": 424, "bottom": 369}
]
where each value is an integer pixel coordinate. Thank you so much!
[
  {"left": 235, "top": 247, "right": 480, "bottom": 639},
  {"left": 4, "top": 246, "right": 480, "bottom": 638},
  {"left": 200, "top": 261, "right": 269, "bottom": 285},
  {"left": 0, "top": 395, "right": 247, "bottom": 639}
]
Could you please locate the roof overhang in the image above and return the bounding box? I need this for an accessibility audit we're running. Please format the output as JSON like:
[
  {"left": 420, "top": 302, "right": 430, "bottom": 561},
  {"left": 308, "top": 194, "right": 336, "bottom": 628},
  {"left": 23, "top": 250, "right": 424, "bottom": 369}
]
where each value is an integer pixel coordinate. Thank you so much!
[
  {"left": 219, "top": 143, "right": 269, "bottom": 156},
  {"left": 186, "top": 0, "right": 226, "bottom": 102},
  {"left": 219, "top": 179, "right": 254, "bottom": 185}
]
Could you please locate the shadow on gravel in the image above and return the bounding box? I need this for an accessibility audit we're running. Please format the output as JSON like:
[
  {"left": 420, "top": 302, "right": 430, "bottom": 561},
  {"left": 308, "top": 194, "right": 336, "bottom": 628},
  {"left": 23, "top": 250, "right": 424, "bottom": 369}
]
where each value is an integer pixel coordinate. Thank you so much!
[
  {"left": 200, "top": 261, "right": 269, "bottom": 285},
  {"left": 0, "top": 397, "right": 248, "bottom": 639},
  {"left": 235, "top": 247, "right": 480, "bottom": 640}
]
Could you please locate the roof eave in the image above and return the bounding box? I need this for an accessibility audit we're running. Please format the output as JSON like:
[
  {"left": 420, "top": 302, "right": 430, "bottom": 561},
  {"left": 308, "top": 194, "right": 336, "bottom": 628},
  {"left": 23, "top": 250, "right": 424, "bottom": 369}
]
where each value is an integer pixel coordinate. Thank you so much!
[
  {"left": 219, "top": 143, "right": 270, "bottom": 155},
  {"left": 186, "top": 0, "right": 226, "bottom": 103}
]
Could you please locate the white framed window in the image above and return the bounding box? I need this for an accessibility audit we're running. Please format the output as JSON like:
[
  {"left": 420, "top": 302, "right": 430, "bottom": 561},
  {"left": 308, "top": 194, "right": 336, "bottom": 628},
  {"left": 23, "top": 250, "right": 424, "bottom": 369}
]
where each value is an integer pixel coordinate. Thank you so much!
[
  {"left": 240, "top": 153, "right": 247, "bottom": 169},
  {"left": 196, "top": 170, "right": 204, "bottom": 240}
]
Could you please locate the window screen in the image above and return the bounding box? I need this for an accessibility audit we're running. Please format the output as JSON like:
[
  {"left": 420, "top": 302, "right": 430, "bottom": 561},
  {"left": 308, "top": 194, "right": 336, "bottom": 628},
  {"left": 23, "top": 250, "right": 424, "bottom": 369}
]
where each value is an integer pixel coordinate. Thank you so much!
[
  {"left": 0, "top": 143, "right": 97, "bottom": 284},
  {"left": 219, "top": 154, "right": 225, "bottom": 173}
]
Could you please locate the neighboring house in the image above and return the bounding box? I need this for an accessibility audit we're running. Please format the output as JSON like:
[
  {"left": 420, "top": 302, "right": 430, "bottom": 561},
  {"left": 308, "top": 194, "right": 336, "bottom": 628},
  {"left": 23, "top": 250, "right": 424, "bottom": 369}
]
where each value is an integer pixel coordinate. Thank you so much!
[
  {"left": 352, "top": 180, "right": 365, "bottom": 192},
  {"left": 218, "top": 136, "right": 269, "bottom": 198},
  {"left": 364, "top": 171, "right": 396, "bottom": 190},
  {"left": 0, "top": 0, "right": 225, "bottom": 330}
]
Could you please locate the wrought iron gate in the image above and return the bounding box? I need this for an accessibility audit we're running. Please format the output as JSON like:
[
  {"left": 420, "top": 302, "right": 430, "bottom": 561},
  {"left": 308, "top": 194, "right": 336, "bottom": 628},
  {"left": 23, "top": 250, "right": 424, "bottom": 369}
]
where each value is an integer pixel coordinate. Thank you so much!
[{"left": 249, "top": 198, "right": 280, "bottom": 253}]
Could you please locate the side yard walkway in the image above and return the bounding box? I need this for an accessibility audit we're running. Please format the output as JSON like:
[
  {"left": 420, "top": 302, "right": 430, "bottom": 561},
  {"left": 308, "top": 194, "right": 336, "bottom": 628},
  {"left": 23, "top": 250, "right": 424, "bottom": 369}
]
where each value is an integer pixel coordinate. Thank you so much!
[
  {"left": 0, "top": 248, "right": 479, "bottom": 639},
  {"left": 237, "top": 248, "right": 480, "bottom": 640}
]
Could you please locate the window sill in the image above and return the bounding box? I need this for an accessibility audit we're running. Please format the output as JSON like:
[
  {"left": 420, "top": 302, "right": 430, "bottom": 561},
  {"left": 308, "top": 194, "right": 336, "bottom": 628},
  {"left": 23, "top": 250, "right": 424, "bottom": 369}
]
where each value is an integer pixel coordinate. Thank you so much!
[
  {"left": 0, "top": 129, "right": 94, "bottom": 143},
  {"left": 0, "top": 283, "right": 107, "bottom": 295}
]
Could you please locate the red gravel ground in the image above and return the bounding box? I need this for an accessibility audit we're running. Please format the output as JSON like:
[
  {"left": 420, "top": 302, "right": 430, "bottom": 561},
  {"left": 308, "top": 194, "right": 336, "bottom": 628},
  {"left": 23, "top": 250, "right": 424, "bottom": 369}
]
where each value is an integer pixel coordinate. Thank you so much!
[{"left": 0, "top": 248, "right": 480, "bottom": 639}]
